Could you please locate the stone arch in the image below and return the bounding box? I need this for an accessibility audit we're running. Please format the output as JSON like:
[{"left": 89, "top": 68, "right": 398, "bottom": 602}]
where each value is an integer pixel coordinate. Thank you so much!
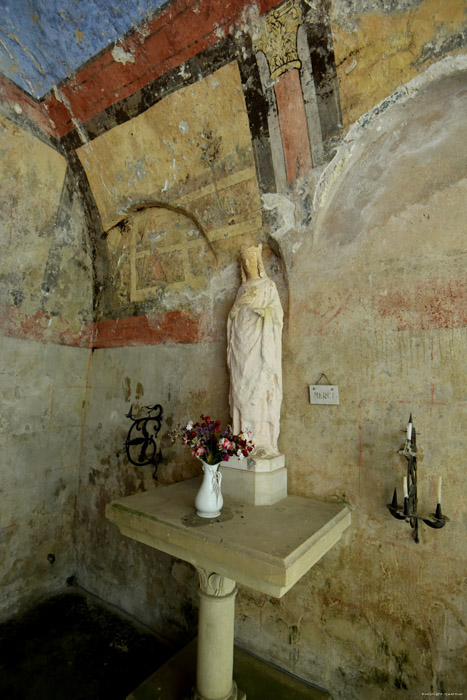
[
  {"left": 104, "top": 201, "right": 217, "bottom": 305},
  {"left": 312, "top": 57, "right": 467, "bottom": 252},
  {"left": 289, "top": 58, "right": 467, "bottom": 372}
]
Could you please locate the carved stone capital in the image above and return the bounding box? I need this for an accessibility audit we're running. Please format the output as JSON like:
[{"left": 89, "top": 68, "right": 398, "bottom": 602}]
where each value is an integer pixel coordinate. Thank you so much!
[
  {"left": 195, "top": 566, "right": 237, "bottom": 597},
  {"left": 253, "top": 0, "right": 303, "bottom": 81}
]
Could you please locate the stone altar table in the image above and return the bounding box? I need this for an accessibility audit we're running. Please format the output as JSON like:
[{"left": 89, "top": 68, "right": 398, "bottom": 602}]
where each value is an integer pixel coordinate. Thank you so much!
[{"left": 106, "top": 478, "right": 351, "bottom": 700}]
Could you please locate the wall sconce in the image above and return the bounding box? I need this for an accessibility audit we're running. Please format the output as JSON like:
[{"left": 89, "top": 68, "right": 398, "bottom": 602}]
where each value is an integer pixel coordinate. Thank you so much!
[{"left": 386, "top": 414, "right": 449, "bottom": 543}]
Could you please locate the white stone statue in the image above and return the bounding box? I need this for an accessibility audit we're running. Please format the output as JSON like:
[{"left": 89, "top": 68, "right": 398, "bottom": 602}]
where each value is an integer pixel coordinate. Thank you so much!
[{"left": 227, "top": 244, "right": 283, "bottom": 457}]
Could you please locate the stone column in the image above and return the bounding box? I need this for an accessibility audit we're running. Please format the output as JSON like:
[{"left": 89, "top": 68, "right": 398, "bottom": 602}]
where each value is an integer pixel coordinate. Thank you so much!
[{"left": 194, "top": 567, "right": 243, "bottom": 700}]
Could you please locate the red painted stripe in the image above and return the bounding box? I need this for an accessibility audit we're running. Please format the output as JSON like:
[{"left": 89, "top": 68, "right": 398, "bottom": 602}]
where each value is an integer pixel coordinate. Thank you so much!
[
  {"left": 0, "top": 306, "right": 219, "bottom": 348},
  {"left": 376, "top": 276, "right": 467, "bottom": 331},
  {"left": 91, "top": 311, "right": 216, "bottom": 348},
  {"left": 1, "top": 0, "right": 287, "bottom": 139},
  {"left": 0, "top": 305, "right": 92, "bottom": 347},
  {"left": 44, "top": 0, "right": 287, "bottom": 136},
  {"left": 0, "top": 76, "right": 56, "bottom": 137}
]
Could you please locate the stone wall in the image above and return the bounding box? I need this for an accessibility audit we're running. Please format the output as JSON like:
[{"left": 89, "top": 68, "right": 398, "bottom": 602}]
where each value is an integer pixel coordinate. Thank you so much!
[
  {"left": 0, "top": 114, "right": 92, "bottom": 619},
  {"left": 0, "top": 0, "right": 465, "bottom": 696},
  {"left": 239, "top": 63, "right": 466, "bottom": 699},
  {"left": 74, "top": 343, "right": 231, "bottom": 641},
  {"left": 74, "top": 61, "right": 466, "bottom": 699}
]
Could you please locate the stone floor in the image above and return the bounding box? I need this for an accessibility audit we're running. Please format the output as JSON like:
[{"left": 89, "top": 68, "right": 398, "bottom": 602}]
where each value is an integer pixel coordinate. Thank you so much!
[
  {"left": 0, "top": 590, "right": 330, "bottom": 700},
  {"left": 0, "top": 591, "right": 175, "bottom": 700},
  {"left": 130, "top": 638, "right": 331, "bottom": 700}
]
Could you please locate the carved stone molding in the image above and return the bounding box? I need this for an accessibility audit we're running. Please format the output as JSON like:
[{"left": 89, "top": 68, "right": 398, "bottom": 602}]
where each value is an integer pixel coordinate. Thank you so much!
[
  {"left": 195, "top": 566, "right": 237, "bottom": 597},
  {"left": 253, "top": 0, "right": 303, "bottom": 81}
]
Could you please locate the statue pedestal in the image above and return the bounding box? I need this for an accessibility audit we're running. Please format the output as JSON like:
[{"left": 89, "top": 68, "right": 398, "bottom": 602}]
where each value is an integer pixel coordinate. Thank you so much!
[{"left": 220, "top": 453, "right": 287, "bottom": 505}]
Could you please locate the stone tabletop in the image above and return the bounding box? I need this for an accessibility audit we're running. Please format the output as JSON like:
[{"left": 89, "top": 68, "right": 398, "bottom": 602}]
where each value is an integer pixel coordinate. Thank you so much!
[{"left": 106, "top": 478, "right": 351, "bottom": 598}]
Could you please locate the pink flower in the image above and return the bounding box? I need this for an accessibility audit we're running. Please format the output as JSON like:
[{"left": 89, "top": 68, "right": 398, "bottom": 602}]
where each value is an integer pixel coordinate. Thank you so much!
[
  {"left": 169, "top": 414, "right": 255, "bottom": 465},
  {"left": 219, "top": 437, "right": 233, "bottom": 451}
]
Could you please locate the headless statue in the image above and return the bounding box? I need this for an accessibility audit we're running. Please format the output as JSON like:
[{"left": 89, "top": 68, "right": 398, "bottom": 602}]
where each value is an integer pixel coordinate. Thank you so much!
[{"left": 227, "top": 244, "right": 283, "bottom": 457}]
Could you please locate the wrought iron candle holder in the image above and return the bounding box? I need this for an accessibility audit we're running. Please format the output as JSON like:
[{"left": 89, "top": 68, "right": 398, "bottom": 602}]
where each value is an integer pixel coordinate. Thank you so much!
[
  {"left": 386, "top": 414, "right": 449, "bottom": 543},
  {"left": 125, "top": 403, "right": 163, "bottom": 480}
]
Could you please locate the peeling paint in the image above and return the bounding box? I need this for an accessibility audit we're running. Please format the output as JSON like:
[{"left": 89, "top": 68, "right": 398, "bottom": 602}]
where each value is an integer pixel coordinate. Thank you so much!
[
  {"left": 313, "top": 54, "right": 467, "bottom": 213},
  {"left": 111, "top": 44, "right": 136, "bottom": 65},
  {"left": 1, "top": 3, "right": 466, "bottom": 697},
  {"left": 331, "top": 0, "right": 467, "bottom": 127}
]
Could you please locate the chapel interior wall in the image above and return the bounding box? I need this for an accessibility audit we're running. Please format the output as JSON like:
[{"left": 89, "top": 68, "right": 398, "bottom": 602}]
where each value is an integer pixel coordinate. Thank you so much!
[
  {"left": 267, "top": 68, "right": 467, "bottom": 698},
  {"left": 0, "top": 1, "right": 465, "bottom": 696},
  {"left": 0, "top": 116, "right": 92, "bottom": 620}
]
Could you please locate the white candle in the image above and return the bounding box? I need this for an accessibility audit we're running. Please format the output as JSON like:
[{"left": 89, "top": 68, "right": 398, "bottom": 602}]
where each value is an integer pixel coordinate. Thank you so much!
[
  {"left": 407, "top": 421, "right": 412, "bottom": 441},
  {"left": 437, "top": 476, "right": 442, "bottom": 505},
  {"left": 403, "top": 476, "right": 408, "bottom": 499}
]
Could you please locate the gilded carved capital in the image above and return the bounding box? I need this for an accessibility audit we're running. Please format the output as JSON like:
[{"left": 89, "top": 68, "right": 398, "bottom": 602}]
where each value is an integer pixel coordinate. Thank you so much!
[
  {"left": 195, "top": 566, "right": 237, "bottom": 597},
  {"left": 253, "top": 0, "right": 303, "bottom": 81}
]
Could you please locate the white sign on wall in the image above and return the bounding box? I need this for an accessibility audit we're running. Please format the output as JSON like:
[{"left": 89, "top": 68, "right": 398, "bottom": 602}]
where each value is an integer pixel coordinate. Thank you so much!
[{"left": 309, "top": 385, "right": 339, "bottom": 405}]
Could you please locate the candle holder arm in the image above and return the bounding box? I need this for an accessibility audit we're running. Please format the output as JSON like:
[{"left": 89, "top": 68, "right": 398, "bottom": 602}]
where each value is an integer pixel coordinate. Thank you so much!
[
  {"left": 422, "top": 503, "right": 449, "bottom": 529},
  {"left": 386, "top": 416, "right": 449, "bottom": 542}
]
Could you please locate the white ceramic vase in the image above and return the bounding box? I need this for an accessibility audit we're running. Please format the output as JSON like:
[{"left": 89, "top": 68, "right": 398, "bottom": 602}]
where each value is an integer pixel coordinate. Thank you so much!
[{"left": 195, "top": 460, "right": 223, "bottom": 518}]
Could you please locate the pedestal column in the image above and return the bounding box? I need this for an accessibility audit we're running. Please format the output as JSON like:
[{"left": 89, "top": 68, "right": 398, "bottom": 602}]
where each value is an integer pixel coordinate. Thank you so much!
[{"left": 195, "top": 567, "right": 244, "bottom": 700}]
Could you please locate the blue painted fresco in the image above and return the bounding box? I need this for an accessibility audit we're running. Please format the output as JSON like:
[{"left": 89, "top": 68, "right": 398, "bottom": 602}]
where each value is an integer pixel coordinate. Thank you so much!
[{"left": 0, "top": 0, "right": 168, "bottom": 98}]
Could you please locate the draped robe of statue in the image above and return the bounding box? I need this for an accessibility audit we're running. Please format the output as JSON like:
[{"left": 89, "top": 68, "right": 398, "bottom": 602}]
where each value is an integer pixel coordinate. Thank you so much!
[{"left": 227, "top": 266, "right": 283, "bottom": 457}]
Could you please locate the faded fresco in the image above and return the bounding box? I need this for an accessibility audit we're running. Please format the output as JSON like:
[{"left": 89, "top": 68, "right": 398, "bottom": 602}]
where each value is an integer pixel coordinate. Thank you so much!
[
  {"left": 0, "top": 0, "right": 466, "bottom": 698},
  {"left": 0, "top": 116, "right": 92, "bottom": 618},
  {"left": 331, "top": 0, "right": 466, "bottom": 127},
  {"left": 77, "top": 61, "right": 263, "bottom": 312},
  {"left": 0, "top": 114, "right": 91, "bottom": 344}
]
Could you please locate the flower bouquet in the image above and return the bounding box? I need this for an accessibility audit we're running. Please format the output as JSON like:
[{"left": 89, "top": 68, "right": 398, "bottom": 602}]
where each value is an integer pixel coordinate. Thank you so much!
[
  {"left": 168, "top": 414, "right": 254, "bottom": 465},
  {"left": 169, "top": 415, "right": 254, "bottom": 518}
]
